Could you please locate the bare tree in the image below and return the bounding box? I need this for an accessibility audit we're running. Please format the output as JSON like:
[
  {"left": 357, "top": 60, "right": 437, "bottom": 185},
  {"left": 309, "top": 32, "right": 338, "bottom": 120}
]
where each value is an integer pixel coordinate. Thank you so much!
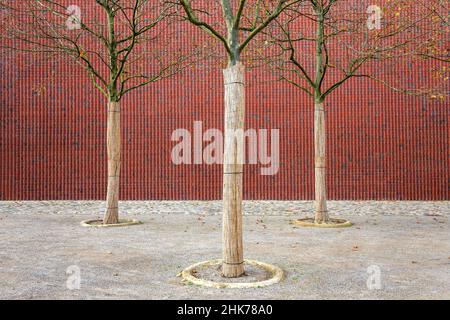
[
  {"left": 172, "top": 0, "right": 302, "bottom": 278},
  {"left": 0, "top": 0, "right": 189, "bottom": 225},
  {"left": 266, "top": 0, "right": 448, "bottom": 225}
]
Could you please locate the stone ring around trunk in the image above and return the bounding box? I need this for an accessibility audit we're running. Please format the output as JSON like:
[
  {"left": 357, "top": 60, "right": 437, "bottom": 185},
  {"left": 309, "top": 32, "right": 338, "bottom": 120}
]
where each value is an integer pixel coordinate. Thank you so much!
[
  {"left": 180, "top": 259, "right": 284, "bottom": 289},
  {"left": 291, "top": 217, "right": 353, "bottom": 228},
  {"left": 80, "top": 219, "right": 142, "bottom": 228}
]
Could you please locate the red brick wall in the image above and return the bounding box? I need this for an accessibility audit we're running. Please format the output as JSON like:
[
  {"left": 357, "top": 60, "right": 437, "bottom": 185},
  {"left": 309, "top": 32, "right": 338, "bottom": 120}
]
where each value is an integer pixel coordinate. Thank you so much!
[{"left": 0, "top": 3, "right": 449, "bottom": 201}]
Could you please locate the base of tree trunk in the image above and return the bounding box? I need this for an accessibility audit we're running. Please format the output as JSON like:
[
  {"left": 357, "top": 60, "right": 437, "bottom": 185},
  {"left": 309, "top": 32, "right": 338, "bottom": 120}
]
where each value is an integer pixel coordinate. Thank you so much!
[
  {"left": 103, "top": 207, "right": 119, "bottom": 225},
  {"left": 291, "top": 217, "right": 353, "bottom": 228},
  {"left": 180, "top": 259, "right": 284, "bottom": 289},
  {"left": 80, "top": 219, "right": 142, "bottom": 228}
]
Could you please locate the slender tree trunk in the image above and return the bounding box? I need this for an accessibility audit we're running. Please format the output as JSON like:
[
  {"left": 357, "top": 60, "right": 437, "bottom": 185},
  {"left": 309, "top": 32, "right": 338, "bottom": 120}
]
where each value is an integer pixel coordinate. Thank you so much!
[
  {"left": 103, "top": 100, "right": 121, "bottom": 225},
  {"left": 314, "top": 101, "right": 329, "bottom": 223},
  {"left": 222, "top": 62, "right": 245, "bottom": 278}
]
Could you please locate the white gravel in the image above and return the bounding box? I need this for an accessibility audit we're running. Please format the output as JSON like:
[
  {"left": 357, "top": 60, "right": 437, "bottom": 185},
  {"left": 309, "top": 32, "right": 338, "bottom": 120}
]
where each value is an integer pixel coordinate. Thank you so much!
[{"left": 0, "top": 200, "right": 448, "bottom": 217}]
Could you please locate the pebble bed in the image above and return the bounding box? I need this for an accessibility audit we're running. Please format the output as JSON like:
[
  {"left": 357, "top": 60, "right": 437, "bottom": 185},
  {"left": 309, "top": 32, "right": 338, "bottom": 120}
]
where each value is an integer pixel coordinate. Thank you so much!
[{"left": 0, "top": 200, "right": 448, "bottom": 217}]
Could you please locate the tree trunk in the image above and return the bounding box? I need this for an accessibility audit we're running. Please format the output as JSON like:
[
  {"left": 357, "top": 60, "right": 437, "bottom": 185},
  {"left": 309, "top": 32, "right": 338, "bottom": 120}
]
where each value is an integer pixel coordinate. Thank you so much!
[
  {"left": 103, "top": 100, "right": 121, "bottom": 225},
  {"left": 314, "top": 101, "right": 329, "bottom": 223},
  {"left": 222, "top": 62, "right": 245, "bottom": 278}
]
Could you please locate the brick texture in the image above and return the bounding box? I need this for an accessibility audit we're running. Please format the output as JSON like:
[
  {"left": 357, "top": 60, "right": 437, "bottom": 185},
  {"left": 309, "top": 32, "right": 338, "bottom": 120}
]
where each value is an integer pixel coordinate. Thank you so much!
[{"left": 0, "top": 2, "right": 448, "bottom": 201}]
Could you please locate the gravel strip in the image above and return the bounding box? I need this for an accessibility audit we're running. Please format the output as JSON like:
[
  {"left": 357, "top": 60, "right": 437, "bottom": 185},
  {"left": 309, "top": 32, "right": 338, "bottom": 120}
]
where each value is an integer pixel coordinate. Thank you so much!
[{"left": 0, "top": 200, "right": 448, "bottom": 217}]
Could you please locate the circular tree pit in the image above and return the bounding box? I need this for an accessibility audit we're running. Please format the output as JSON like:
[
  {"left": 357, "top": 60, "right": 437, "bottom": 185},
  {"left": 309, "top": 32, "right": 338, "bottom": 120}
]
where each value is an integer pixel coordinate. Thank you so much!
[
  {"left": 80, "top": 219, "right": 142, "bottom": 228},
  {"left": 180, "top": 259, "right": 284, "bottom": 289},
  {"left": 292, "top": 217, "right": 353, "bottom": 228}
]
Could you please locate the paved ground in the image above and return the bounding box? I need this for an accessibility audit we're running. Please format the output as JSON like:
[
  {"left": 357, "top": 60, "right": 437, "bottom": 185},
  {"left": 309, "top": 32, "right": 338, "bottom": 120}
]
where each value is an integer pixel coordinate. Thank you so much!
[{"left": 0, "top": 201, "right": 449, "bottom": 300}]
